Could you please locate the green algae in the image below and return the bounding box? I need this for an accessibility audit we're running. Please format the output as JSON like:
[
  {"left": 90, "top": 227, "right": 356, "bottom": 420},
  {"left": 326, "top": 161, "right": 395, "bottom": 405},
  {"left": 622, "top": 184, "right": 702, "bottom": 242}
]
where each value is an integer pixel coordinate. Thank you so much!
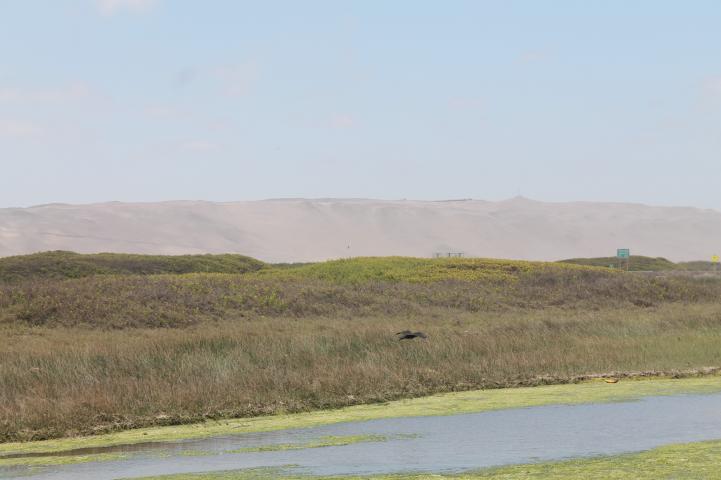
[
  {"left": 176, "top": 450, "right": 217, "bottom": 457},
  {"left": 4, "top": 375, "right": 721, "bottom": 460},
  {"left": 0, "top": 452, "right": 127, "bottom": 468},
  {"left": 463, "top": 439, "right": 721, "bottom": 479},
  {"left": 131, "top": 468, "right": 300, "bottom": 480},
  {"left": 125, "top": 434, "right": 388, "bottom": 461},
  {"left": 228, "top": 434, "right": 388, "bottom": 454}
]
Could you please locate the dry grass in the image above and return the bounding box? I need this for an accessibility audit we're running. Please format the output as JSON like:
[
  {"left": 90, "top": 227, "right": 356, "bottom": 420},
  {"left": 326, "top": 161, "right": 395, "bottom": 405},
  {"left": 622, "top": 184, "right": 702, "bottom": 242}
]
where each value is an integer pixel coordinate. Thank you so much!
[
  {"left": 2, "top": 255, "right": 721, "bottom": 443},
  {"left": 2, "top": 302, "right": 721, "bottom": 442}
]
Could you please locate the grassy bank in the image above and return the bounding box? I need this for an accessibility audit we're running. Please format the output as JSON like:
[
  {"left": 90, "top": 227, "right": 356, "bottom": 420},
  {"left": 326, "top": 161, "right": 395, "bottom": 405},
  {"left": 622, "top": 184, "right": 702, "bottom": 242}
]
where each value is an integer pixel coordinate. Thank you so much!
[
  {"left": 1, "top": 254, "right": 720, "bottom": 443},
  {"left": 3, "top": 375, "right": 721, "bottom": 460},
  {"left": 128, "top": 438, "right": 721, "bottom": 480}
]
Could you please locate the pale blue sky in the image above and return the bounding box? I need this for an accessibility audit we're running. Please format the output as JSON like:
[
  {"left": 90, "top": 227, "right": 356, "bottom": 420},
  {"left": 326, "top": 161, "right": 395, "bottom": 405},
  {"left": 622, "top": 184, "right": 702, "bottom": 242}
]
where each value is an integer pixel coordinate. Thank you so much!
[{"left": 2, "top": 0, "right": 721, "bottom": 209}]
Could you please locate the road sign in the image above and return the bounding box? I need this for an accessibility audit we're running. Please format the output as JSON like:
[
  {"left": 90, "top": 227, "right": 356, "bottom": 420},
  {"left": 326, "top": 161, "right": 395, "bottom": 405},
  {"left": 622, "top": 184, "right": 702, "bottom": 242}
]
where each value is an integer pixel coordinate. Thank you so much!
[
  {"left": 617, "top": 248, "right": 630, "bottom": 259},
  {"left": 713, "top": 255, "right": 720, "bottom": 264}
]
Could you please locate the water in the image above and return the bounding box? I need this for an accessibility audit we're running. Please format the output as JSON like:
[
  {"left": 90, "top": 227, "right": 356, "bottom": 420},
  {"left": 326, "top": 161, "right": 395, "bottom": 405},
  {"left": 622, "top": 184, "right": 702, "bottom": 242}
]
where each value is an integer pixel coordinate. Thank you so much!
[{"left": 3, "top": 392, "right": 721, "bottom": 479}]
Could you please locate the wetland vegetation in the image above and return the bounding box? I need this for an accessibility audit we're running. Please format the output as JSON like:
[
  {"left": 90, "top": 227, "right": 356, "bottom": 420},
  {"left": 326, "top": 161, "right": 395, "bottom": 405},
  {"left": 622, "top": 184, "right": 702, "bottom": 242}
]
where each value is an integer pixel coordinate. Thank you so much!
[{"left": 1, "top": 252, "right": 721, "bottom": 443}]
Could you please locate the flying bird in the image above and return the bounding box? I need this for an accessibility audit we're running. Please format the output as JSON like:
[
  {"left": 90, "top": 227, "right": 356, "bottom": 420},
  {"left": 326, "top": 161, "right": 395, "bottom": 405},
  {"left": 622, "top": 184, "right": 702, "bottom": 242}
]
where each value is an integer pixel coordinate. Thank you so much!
[{"left": 396, "top": 330, "right": 427, "bottom": 340}]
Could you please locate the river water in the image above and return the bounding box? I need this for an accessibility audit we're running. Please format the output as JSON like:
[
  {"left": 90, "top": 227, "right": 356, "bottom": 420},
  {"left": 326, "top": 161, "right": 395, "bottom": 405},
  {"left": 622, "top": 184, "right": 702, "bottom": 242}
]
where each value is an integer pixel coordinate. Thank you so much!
[{"left": 3, "top": 391, "right": 721, "bottom": 479}]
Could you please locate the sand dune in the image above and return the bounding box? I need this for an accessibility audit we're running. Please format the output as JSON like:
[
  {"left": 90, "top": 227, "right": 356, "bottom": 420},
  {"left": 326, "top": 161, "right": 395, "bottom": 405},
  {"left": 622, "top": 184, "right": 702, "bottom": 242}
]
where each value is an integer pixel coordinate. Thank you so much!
[{"left": 1, "top": 197, "right": 719, "bottom": 262}]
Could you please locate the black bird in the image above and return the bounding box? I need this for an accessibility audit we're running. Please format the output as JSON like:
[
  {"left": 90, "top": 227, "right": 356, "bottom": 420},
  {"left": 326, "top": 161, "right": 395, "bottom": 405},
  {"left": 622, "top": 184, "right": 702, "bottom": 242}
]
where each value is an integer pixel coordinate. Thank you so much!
[{"left": 396, "top": 330, "right": 427, "bottom": 340}]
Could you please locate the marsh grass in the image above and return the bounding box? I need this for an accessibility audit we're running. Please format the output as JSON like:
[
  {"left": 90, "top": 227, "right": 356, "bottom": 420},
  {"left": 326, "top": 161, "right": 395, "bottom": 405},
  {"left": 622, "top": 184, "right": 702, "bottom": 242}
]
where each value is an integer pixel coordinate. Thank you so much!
[
  {"left": 1, "top": 255, "right": 721, "bottom": 443},
  {"left": 3, "top": 303, "right": 721, "bottom": 442}
]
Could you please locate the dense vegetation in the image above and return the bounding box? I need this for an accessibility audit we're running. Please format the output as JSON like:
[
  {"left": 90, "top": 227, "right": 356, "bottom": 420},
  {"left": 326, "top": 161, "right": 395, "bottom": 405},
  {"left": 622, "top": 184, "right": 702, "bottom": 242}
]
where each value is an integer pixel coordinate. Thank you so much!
[
  {"left": 1, "top": 252, "right": 720, "bottom": 442},
  {"left": 560, "top": 255, "right": 718, "bottom": 272},
  {"left": 0, "top": 251, "right": 264, "bottom": 283},
  {"left": 2, "top": 257, "right": 716, "bottom": 329}
]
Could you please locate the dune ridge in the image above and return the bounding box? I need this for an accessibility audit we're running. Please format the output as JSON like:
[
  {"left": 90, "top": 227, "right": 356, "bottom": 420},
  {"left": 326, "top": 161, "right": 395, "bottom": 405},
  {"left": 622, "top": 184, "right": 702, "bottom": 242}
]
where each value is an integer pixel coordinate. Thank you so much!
[{"left": 1, "top": 197, "right": 720, "bottom": 262}]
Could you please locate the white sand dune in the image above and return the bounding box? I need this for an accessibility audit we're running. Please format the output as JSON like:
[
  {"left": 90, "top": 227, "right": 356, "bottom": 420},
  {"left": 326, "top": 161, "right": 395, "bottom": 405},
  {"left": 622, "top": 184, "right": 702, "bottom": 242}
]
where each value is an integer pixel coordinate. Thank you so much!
[{"left": 1, "top": 197, "right": 720, "bottom": 262}]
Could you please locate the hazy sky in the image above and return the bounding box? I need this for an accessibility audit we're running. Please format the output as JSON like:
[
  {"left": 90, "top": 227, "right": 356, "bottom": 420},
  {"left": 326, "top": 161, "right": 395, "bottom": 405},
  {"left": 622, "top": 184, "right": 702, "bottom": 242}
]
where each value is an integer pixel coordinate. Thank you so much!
[{"left": 2, "top": 1, "right": 721, "bottom": 209}]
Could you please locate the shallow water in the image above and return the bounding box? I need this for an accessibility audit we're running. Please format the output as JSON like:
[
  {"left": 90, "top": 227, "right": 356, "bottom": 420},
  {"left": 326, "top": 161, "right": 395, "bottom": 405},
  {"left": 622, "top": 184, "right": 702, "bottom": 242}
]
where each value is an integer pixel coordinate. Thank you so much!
[{"left": 3, "top": 392, "right": 721, "bottom": 479}]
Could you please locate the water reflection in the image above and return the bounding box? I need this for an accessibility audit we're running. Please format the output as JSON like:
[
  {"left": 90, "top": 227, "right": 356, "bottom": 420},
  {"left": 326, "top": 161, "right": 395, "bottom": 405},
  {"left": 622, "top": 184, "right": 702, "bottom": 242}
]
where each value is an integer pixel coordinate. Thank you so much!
[{"left": 3, "top": 392, "right": 721, "bottom": 480}]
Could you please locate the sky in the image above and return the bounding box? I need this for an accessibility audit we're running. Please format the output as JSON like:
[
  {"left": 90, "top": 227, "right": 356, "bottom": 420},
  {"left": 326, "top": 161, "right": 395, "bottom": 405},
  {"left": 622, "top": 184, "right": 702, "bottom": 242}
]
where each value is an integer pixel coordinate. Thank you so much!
[{"left": 1, "top": 0, "right": 721, "bottom": 209}]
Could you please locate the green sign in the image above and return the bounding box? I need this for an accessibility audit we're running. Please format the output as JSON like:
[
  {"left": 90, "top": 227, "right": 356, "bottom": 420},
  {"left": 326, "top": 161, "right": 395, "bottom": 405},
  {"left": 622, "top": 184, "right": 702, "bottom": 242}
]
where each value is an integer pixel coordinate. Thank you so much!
[{"left": 617, "top": 248, "right": 630, "bottom": 259}]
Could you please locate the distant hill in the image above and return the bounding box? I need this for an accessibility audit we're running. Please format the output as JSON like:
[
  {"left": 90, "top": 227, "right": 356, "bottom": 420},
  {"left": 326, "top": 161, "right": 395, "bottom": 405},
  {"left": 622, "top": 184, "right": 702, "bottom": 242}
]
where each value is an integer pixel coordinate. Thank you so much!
[
  {"left": 561, "top": 255, "right": 717, "bottom": 271},
  {"left": 1, "top": 198, "right": 721, "bottom": 262},
  {"left": 0, "top": 251, "right": 264, "bottom": 283}
]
